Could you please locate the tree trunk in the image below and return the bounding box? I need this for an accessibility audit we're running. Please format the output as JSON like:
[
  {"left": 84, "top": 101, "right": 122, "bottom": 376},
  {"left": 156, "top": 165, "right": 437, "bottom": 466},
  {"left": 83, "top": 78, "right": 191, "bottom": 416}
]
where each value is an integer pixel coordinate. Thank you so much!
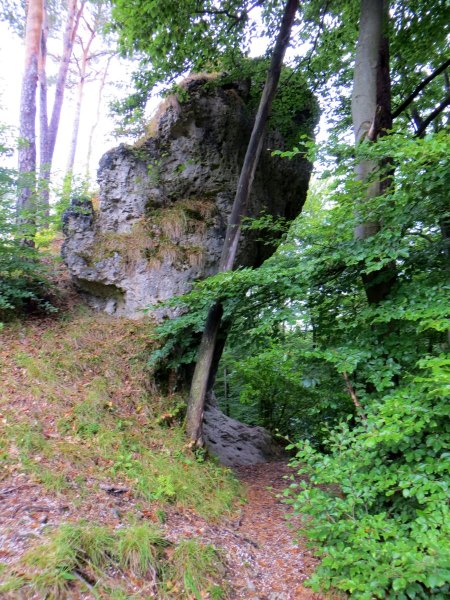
[
  {"left": 352, "top": 0, "right": 395, "bottom": 304},
  {"left": 66, "top": 78, "right": 84, "bottom": 177},
  {"left": 39, "top": 0, "right": 85, "bottom": 215},
  {"left": 85, "top": 55, "right": 111, "bottom": 180},
  {"left": 64, "top": 24, "right": 96, "bottom": 198},
  {"left": 38, "top": 0, "right": 49, "bottom": 221},
  {"left": 17, "top": 0, "right": 44, "bottom": 239},
  {"left": 352, "top": 0, "right": 383, "bottom": 236},
  {"left": 186, "top": 0, "right": 299, "bottom": 445}
]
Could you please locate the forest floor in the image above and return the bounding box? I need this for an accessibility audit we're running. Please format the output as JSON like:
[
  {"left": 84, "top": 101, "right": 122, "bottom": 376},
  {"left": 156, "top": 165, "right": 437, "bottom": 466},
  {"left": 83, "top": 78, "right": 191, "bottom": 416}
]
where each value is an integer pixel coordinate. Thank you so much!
[{"left": 0, "top": 265, "right": 323, "bottom": 599}]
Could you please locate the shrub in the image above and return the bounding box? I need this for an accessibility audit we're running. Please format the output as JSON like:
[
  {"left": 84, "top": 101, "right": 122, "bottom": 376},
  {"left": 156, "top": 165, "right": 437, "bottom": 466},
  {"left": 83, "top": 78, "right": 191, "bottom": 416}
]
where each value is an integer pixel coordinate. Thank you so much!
[
  {"left": 0, "top": 124, "right": 55, "bottom": 321},
  {"left": 285, "top": 356, "right": 450, "bottom": 599}
]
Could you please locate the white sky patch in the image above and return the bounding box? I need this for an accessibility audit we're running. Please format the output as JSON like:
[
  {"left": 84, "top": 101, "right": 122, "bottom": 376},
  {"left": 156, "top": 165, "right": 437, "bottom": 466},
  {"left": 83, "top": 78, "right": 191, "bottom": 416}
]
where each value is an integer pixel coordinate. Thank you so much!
[
  {"left": 0, "top": 21, "right": 134, "bottom": 192},
  {"left": 1, "top": 14, "right": 330, "bottom": 196}
]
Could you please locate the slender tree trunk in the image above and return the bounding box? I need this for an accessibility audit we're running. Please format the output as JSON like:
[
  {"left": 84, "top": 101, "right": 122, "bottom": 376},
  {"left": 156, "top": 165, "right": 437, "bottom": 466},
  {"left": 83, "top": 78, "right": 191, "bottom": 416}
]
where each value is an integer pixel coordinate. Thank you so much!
[
  {"left": 64, "top": 25, "right": 96, "bottom": 197},
  {"left": 61, "top": 75, "right": 84, "bottom": 201},
  {"left": 352, "top": 0, "right": 395, "bottom": 304},
  {"left": 85, "top": 55, "right": 111, "bottom": 180},
  {"left": 39, "top": 0, "right": 85, "bottom": 215},
  {"left": 48, "top": 0, "right": 85, "bottom": 158},
  {"left": 38, "top": 0, "right": 49, "bottom": 220},
  {"left": 65, "top": 77, "right": 84, "bottom": 176},
  {"left": 17, "top": 0, "right": 44, "bottom": 239},
  {"left": 186, "top": 0, "right": 299, "bottom": 445}
]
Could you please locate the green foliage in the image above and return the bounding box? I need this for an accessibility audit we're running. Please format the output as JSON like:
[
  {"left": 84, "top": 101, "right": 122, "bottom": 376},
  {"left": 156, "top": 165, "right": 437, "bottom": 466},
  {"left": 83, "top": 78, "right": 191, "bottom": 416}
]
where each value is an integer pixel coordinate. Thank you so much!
[
  {"left": 150, "top": 128, "right": 449, "bottom": 595},
  {"left": 0, "top": 124, "right": 55, "bottom": 321},
  {"left": 296, "top": 0, "right": 449, "bottom": 135},
  {"left": 110, "top": 0, "right": 264, "bottom": 122},
  {"left": 225, "top": 56, "right": 319, "bottom": 147},
  {"left": 109, "top": 1, "right": 320, "bottom": 140},
  {"left": 277, "top": 132, "right": 450, "bottom": 596},
  {"left": 215, "top": 334, "right": 352, "bottom": 441},
  {"left": 285, "top": 355, "right": 450, "bottom": 598}
]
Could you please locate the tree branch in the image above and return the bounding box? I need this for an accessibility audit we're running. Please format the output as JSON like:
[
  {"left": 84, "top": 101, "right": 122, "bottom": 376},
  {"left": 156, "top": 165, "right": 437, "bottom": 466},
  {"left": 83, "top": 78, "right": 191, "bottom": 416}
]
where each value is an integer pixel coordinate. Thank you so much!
[
  {"left": 280, "top": 0, "right": 330, "bottom": 91},
  {"left": 415, "top": 93, "right": 450, "bottom": 136},
  {"left": 343, "top": 371, "right": 366, "bottom": 419},
  {"left": 304, "top": 0, "right": 330, "bottom": 76},
  {"left": 194, "top": 8, "right": 241, "bottom": 22},
  {"left": 392, "top": 58, "right": 450, "bottom": 119}
]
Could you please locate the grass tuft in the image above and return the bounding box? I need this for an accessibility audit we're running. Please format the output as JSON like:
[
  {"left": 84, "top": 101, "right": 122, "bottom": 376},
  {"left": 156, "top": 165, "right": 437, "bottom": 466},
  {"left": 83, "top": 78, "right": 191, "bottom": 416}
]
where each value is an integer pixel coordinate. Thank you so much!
[
  {"left": 116, "top": 523, "right": 168, "bottom": 577},
  {"left": 0, "top": 521, "right": 228, "bottom": 599},
  {"left": 168, "top": 539, "right": 227, "bottom": 599}
]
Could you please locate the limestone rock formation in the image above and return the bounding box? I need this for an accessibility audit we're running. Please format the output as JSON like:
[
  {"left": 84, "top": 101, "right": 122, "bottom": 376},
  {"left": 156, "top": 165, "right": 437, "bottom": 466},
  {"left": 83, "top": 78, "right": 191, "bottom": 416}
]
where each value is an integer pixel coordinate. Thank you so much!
[{"left": 62, "top": 75, "right": 316, "bottom": 317}]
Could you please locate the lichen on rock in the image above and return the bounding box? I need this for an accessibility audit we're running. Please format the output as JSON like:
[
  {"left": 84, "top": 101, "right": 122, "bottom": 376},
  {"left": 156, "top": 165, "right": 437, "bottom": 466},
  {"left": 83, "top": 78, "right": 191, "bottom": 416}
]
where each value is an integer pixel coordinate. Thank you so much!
[{"left": 62, "top": 74, "right": 317, "bottom": 317}]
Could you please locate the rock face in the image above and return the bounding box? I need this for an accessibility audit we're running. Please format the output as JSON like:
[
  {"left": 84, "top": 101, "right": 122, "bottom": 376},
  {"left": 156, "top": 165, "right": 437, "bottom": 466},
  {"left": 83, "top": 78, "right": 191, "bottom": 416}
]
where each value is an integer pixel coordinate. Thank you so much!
[
  {"left": 203, "top": 403, "right": 285, "bottom": 466},
  {"left": 62, "top": 75, "right": 316, "bottom": 317}
]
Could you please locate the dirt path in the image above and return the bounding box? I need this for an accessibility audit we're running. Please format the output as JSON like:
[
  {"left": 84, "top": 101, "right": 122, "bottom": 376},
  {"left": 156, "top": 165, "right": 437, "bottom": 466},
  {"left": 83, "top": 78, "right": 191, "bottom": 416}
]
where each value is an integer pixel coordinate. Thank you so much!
[
  {"left": 164, "top": 461, "right": 322, "bottom": 599},
  {"left": 230, "top": 461, "right": 321, "bottom": 599},
  {"left": 0, "top": 459, "right": 321, "bottom": 599}
]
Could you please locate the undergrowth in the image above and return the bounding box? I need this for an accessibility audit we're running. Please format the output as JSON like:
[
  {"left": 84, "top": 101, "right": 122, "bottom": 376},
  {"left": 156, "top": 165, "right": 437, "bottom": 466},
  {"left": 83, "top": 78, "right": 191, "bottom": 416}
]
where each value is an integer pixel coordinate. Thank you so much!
[
  {"left": 0, "top": 521, "right": 226, "bottom": 598},
  {"left": 0, "top": 310, "right": 239, "bottom": 517}
]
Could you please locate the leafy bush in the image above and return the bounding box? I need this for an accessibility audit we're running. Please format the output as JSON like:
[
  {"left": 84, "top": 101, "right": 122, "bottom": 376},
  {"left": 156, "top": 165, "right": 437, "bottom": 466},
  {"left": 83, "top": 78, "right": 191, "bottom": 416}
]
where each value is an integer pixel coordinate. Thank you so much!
[
  {"left": 286, "top": 354, "right": 450, "bottom": 598},
  {"left": 279, "top": 132, "right": 450, "bottom": 597},
  {"left": 215, "top": 335, "right": 353, "bottom": 441}
]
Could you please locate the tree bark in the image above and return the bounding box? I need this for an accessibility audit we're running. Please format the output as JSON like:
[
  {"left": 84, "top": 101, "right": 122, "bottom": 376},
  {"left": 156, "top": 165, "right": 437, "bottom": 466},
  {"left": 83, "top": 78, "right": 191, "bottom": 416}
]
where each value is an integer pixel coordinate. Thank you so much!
[
  {"left": 38, "top": 0, "right": 49, "bottom": 220},
  {"left": 352, "top": 0, "right": 395, "bottom": 304},
  {"left": 352, "top": 0, "right": 383, "bottom": 237},
  {"left": 186, "top": 0, "right": 299, "bottom": 445},
  {"left": 64, "top": 23, "right": 96, "bottom": 197},
  {"left": 39, "top": 0, "right": 85, "bottom": 215},
  {"left": 17, "top": 0, "right": 44, "bottom": 237},
  {"left": 85, "top": 55, "right": 111, "bottom": 180}
]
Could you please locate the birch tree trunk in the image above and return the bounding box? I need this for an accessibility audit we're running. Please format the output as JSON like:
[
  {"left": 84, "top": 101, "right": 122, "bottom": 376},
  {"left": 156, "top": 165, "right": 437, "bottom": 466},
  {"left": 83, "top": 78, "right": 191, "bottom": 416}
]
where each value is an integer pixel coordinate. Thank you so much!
[
  {"left": 65, "top": 77, "right": 84, "bottom": 177},
  {"left": 64, "top": 24, "right": 96, "bottom": 194},
  {"left": 17, "top": 0, "right": 44, "bottom": 237},
  {"left": 186, "top": 0, "right": 299, "bottom": 445}
]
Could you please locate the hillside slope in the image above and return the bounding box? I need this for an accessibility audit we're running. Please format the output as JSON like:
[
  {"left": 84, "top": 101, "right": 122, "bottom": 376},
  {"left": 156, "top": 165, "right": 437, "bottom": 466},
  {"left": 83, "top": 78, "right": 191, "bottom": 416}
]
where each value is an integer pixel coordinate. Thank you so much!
[{"left": 0, "top": 306, "right": 321, "bottom": 598}]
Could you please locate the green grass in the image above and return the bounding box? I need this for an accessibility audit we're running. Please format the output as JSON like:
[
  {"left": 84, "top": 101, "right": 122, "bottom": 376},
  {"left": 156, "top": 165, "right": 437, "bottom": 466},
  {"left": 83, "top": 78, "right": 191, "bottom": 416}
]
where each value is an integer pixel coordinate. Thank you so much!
[
  {"left": 31, "top": 466, "right": 71, "bottom": 493},
  {"left": 0, "top": 311, "right": 241, "bottom": 597},
  {"left": 0, "top": 521, "right": 227, "bottom": 599},
  {"left": 167, "top": 539, "right": 227, "bottom": 599},
  {"left": 0, "top": 312, "right": 241, "bottom": 517},
  {"left": 116, "top": 523, "right": 168, "bottom": 577}
]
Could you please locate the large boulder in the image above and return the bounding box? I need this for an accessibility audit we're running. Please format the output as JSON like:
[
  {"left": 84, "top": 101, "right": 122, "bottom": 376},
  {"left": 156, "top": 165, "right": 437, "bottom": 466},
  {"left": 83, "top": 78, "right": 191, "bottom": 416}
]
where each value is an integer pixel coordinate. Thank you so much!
[
  {"left": 203, "top": 403, "right": 285, "bottom": 466},
  {"left": 62, "top": 75, "right": 316, "bottom": 317}
]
